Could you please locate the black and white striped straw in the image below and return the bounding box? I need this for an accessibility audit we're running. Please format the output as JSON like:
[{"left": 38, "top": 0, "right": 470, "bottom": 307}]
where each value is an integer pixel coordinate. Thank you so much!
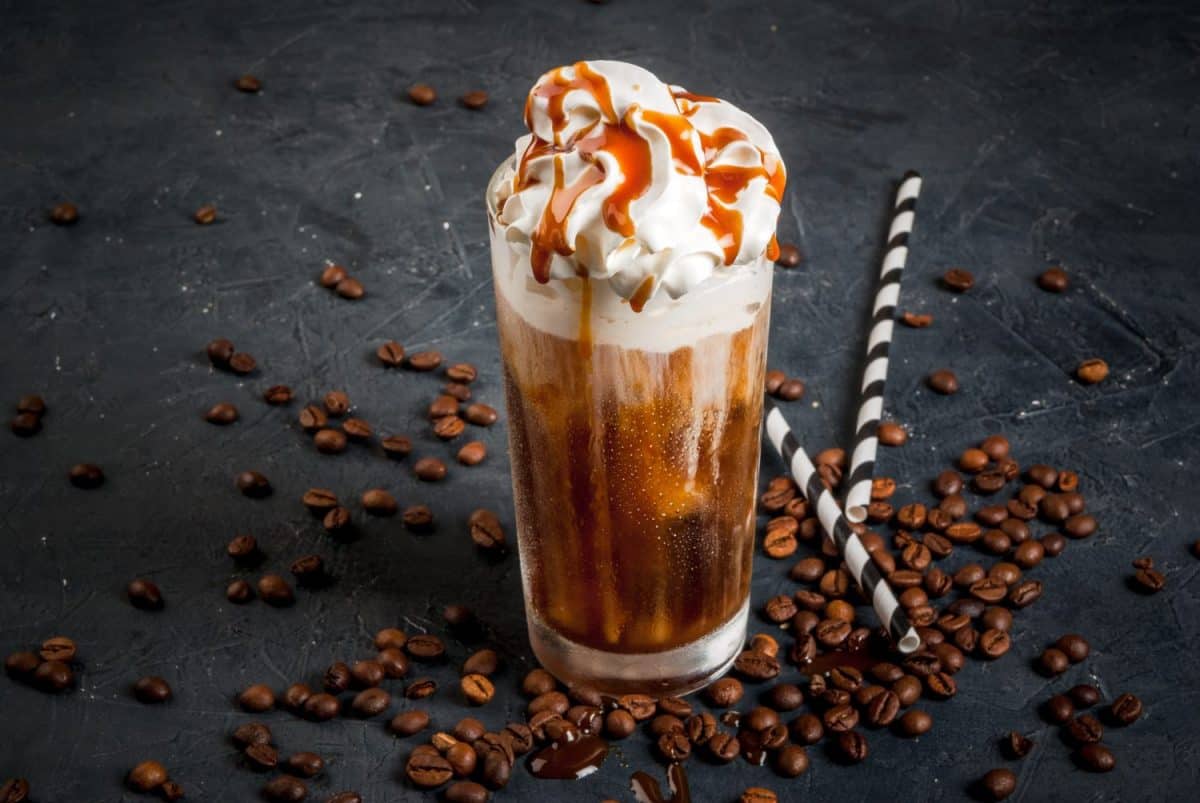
[
  {"left": 764, "top": 400, "right": 921, "bottom": 653},
  {"left": 843, "top": 171, "right": 923, "bottom": 523}
]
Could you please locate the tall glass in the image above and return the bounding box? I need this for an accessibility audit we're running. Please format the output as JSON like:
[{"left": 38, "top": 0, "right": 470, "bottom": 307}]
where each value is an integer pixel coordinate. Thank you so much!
[{"left": 487, "top": 162, "right": 772, "bottom": 696}]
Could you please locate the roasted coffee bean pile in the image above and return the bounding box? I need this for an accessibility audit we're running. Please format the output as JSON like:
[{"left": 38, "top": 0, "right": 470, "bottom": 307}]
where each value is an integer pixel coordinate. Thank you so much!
[
  {"left": 10, "top": 394, "right": 47, "bottom": 437},
  {"left": 725, "top": 429, "right": 1149, "bottom": 789},
  {"left": 4, "top": 636, "right": 79, "bottom": 694},
  {"left": 229, "top": 720, "right": 341, "bottom": 801},
  {"left": 764, "top": 369, "right": 805, "bottom": 402}
]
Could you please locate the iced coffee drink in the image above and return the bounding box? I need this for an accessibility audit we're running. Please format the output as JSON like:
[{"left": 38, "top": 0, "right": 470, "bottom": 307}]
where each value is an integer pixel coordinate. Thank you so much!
[{"left": 487, "top": 61, "right": 786, "bottom": 695}]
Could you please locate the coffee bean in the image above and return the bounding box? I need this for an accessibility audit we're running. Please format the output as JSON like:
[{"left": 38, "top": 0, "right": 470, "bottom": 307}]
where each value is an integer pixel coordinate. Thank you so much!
[
  {"left": 730, "top": 649, "right": 778, "bottom": 682},
  {"left": 1063, "top": 513, "right": 1097, "bottom": 539},
  {"left": 34, "top": 660, "right": 73, "bottom": 692},
  {"left": 892, "top": 675, "right": 921, "bottom": 708},
  {"left": 351, "top": 659, "right": 385, "bottom": 689},
  {"left": 657, "top": 730, "right": 691, "bottom": 762},
  {"left": 4, "top": 651, "right": 39, "bottom": 681},
  {"left": 357, "top": 488, "right": 396, "bottom": 516},
  {"left": 10, "top": 412, "right": 40, "bottom": 436},
  {"left": 766, "top": 743, "right": 808, "bottom": 778},
  {"left": 1076, "top": 358, "right": 1109, "bottom": 384},
  {"left": 897, "top": 707, "right": 932, "bottom": 737},
  {"left": 877, "top": 421, "right": 907, "bottom": 447},
  {"left": 49, "top": 201, "right": 80, "bottom": 224},
  {"left": 1049, "top": 633, "right": 1088, "bottom": 663},
  {"left": 309, "top": 427, "right": 346, "bottom": 455},
  {"left": 376, "top": 340, "right": 406, "bottom": 367},
  {"left": 434, "top": 415, "right": 466, "bottom": 440},
  {"left": 941, "top": 268, "right": 974, "bottom": 292},
  {"left": 1075, "top": 743, "right": 1116, "bottom": 772},
  {"left": 478, "top": 745, "right": 513, "bottom": 790},
  {"left": 234, "top": 470, "right": 271, "bottom": 498},
  {"left": 133, "top": 675, "right": 171, "bottom": 703},
  {"left": 764, "top": 370, "right": 787, "bottom": 394},
  {"left": 1040, "top": 693, "right": 1074, "bottom": 724},
  {"left": 127, "top": 760, "right": 168, "bottom": 792},
  {"left": 1037, "top": 266, "right": 1068, "bottom": 293},
  {"left": 770, "top": 376, "right": 805, "bottom": 401},
  {"left": 863, "top": 689, "right": 900, "bottom": 727},
  {"left": 459, "top": 673, "right": 495, "bottom": 706},
  {"left": 449, "top": 439, "right": 488, "bottom": 467},
  {"left": 598, "top": 708, "right": 634, "bottom": 740},
  {"left": 615, "top": 693, "right": 655, "bottom": 721},
  {"left": 444, "top": 780, "right": 488, "bottom": 803},
  {"left": 283, "top": 752, "right": 324, "bottom": 779},
  {"left": 408, "top": 83, "right": 437, "bottom": 106},
  {"left": 414, "top": 456, "right": 448, "bottom": 481},
  {"left": 1037, "top": 648, "right": 1069, "bottom": 677},
  {"left": 229, "top": 352, "right": 257, "bottom": 374},
  {"left": 461, "top": 403, "right": 497, "bottom": 428},
  {"left": 303, "top": 692, "right": 340, "bottom": 721},
  {"left": 245, "top": 742, "right": 279, "bottom": 771},
  {"left": 341, "top": 418, "right": 371, "bottom": 441},
  {"left": 230, "top": 722, "right": 271, "bottom": 750},
  {"left": 125, "top": 578, "right": 164, "bottom": 611},
  {"left": 34, "top": 635, "right": 74, "bottom": 663},
  {"left": 295, "top": 407, "right": 326, "bottom": 435},
  {"left": 1040, "top": 532, "right": 1067, "bottom": 557},
  {"left": 519, "top": 668, "right": 556, "bottom": 697},
  {"left": 257, "top": 574, "right": 294, "bottom": 606},
  {"left": 282, "top": 682, "right": 312, "bottom": 710},
  {"left": 233, "top": 73, "right": 261, "bottom": 92},
  {"left": 193, "top": 204, "right": 217, "bottom": 225},
  {"left": 351, "top": 687, "right": 391, "bottom": 717},
  {"left": 319, "top": 661, "right": 350, "bottom": 694},
  {"left": 1067, "top": 684, "right": 1101, "bottom": 710},
  {"left": 319, "top": 264, "right": 348, "bottom": 288},
  {"left": 468, "top": 509, "right": 506, "bottom": 551},
  {"left": 834, "top": 730, "right": 868, "bottom": 763},
  {"left": 976, "top": 628, "right": 1011, "bottom": 660},
  {"left": 391, "top": 709, "right": 430, "bottom": 736},
  {"left": 239, "top": 683, "right": 275, "bottom": 712},
  {"left": 259, "top": 384, "right": 293, "bottom": 407},
  {"left": 1133, "top": 566, "right": 1166, "bottom": 593},
  {"left": 203, "top": 401, "right": 240, "bottom": 425},
  {"left": 1110, "top": 692, "right": 1142, "bottom": 725},
  {"left": 775, "top": 242, "right": 802, "bottom": 267},
  {"left": 406, "top": 350, "right": 442, "bottom": 371},
  {"left": 67, "top": 462, "right": 104, "bottom": 489},
  {"left": 335, "top": 276, "right": 365, "bottom": 300},
  {"left": 263, "top": 776, "right": 308, "bottom": 801},
  {"left": 404, "top": 633, "right": 445, "bottom": 662},
  {"left": 979, "top": 768, "right": 1017, "bottom": 801},
  {"left": 706, "top": 677, "right": 743, "bottom": 707}
]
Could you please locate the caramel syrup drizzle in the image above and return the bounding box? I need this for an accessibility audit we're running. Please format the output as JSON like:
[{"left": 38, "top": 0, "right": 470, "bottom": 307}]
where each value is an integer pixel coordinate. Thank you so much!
[{"left": 517, "top": 64, "right": 786, "bottom": 302}]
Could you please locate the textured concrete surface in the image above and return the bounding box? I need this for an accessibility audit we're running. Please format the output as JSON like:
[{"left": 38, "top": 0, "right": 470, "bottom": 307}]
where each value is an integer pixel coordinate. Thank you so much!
[{"left": 1, "top": 0, "right": 1198, "bottom": 800}]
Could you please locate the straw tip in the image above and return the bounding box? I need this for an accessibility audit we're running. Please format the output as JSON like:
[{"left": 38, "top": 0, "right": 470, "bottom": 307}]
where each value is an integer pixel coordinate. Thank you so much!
[
  {"left": 902, "top": 170, "right": 922, "bottom": 180},
  {"left": 897, "top": 629, "right": 922, "bottom": 654}
]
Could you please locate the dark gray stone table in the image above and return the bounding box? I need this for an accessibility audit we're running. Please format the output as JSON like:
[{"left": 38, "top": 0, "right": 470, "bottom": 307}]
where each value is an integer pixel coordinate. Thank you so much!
[{"left": 2, "top": 0, "right": 1198, "bottom": 800}]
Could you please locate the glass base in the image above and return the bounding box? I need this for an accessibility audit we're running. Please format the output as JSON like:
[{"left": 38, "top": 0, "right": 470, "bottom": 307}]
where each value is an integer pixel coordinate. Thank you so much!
[{"left": 526, "top": 599, "right": 749, "bottom": 698}]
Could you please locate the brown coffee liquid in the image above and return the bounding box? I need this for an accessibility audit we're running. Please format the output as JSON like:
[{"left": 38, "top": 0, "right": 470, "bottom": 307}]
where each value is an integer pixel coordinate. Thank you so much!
[{"left": 496, "top": 283, "right": 768, "bottom": 654}]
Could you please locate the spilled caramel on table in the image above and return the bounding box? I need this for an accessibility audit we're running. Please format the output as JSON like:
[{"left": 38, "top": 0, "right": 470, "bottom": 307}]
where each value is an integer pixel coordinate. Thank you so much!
[{"left": 631, "top": 763, "right": 691, "bottom": 803}]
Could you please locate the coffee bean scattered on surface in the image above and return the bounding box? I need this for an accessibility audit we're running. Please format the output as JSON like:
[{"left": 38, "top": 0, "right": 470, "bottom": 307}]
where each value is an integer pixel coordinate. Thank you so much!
[{"left": 775, "top": 243, "right": 802, "bottom": 268}]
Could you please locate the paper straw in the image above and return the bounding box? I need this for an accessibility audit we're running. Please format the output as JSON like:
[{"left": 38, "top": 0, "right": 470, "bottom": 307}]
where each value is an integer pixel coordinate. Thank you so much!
[
  {"left": 764, "top": 400, "right": 921, "bottom": 654},
  {"left": 843, "top": 171, "right": 923, "bottom": 523}
]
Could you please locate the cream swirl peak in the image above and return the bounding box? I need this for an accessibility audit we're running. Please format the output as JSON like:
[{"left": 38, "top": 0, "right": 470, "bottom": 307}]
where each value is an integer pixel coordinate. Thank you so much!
[{"left": 492, "top": 60, "right": 786, "bottom": 309}]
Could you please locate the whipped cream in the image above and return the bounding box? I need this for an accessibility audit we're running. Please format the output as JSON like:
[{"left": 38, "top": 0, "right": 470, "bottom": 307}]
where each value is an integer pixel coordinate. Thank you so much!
[{"left": 491, "top": 60, "right": 785, "bottom": 308}]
